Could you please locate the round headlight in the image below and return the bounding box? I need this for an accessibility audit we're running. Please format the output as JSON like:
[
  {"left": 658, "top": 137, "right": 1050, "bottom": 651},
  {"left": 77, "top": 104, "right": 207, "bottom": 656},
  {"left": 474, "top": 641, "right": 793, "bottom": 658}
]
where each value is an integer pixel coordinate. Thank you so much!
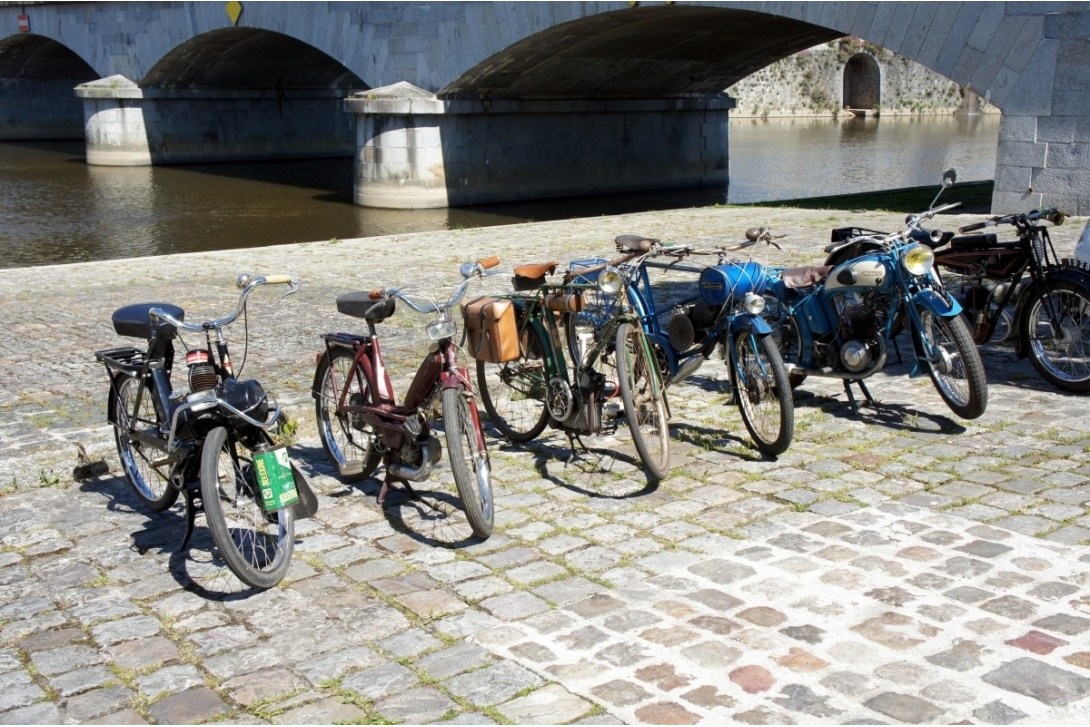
[
  {"left": 597, "top": 266, "right": 623, "bottom": 295},
  {"left": 742, "top": 292, "right": 766, "bottom": 315},
  {"left": 903, "top": 243, "right": 935, "bottom": 276}
]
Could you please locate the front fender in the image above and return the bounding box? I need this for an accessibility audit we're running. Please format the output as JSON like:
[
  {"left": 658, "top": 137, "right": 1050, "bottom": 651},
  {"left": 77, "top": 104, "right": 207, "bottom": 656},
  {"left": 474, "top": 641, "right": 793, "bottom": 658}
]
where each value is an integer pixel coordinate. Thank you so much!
[
  {"left": 729, "top": 313, "right": 773, "bottom": 336},
  {"left": 913, "top": 288, "right": 962, "bottom": 318}
]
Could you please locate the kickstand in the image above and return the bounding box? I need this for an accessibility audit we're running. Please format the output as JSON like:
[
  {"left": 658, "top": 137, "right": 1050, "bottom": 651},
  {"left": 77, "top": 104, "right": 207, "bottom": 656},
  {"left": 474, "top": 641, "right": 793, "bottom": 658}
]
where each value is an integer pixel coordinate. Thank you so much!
[
  {"left": 378, "top": 475, "right": 418, "bottom": 506},
  {"left": 180, "top": 486, "right": 201, "bottom": 551},
  {"left": 564, "top": 432, "right": 590, "bottom": 466},
  {"left": 842, "top": 379, "right": 878, "bottom": 410}
]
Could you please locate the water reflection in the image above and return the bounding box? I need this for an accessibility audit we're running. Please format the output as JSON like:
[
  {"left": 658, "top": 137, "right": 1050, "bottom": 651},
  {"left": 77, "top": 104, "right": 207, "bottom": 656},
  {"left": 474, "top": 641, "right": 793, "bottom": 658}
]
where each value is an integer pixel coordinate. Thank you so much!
[
  {"left": 1, "top": 114, "right": 1000, "bottom": 269},
  {"left": 727, "top": 115, "right": 1000, "bottom": 203}
]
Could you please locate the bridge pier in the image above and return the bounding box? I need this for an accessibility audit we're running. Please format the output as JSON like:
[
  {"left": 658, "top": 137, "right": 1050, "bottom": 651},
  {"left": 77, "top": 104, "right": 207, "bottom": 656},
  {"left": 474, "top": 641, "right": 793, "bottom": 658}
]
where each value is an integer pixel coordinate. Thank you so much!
[
  {"left": 75, "top": 76, "right": 354, "bottom": 166},
  {"left": 346, "top": 83, "right": 733, "bottom": 209}
]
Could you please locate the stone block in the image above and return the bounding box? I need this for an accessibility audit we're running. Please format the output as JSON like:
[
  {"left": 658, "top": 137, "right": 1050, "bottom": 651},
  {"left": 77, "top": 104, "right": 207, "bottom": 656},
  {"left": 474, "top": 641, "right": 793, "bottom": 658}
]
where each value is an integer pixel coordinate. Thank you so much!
[{"left": 997, "top": 140, "right": 1048, "bottom": 168}]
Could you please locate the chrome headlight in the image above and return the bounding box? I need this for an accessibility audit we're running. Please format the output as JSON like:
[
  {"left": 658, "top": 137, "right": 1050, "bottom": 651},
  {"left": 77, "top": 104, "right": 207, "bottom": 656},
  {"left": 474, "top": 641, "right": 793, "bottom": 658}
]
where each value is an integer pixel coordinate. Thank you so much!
[
  {"left": 742, "top": 292, "right": 766, "bottom": 315},
  {"left": 426, "top": 317, "right": 457, "bottom": 341},
  {"left": 597, "top": 266, "right": 623, "bottom": 295},
  {"left": 903, "top": 243, "right": 935, "bottom": 276}
]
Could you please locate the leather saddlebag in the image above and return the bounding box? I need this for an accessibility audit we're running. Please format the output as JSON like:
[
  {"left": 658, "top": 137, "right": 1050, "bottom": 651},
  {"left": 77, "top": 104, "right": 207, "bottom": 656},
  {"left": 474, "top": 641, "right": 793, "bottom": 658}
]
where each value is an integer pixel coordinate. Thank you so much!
[{"left": 461, "top": 296, "right": 520, "bottom": 363}]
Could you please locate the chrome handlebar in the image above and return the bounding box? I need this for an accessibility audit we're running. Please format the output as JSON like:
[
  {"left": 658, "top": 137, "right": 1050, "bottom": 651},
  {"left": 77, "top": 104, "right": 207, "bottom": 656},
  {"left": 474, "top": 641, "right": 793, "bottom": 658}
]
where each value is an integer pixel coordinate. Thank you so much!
[{"left": 150, "top": 274, "right": 299, "bottom": 332}]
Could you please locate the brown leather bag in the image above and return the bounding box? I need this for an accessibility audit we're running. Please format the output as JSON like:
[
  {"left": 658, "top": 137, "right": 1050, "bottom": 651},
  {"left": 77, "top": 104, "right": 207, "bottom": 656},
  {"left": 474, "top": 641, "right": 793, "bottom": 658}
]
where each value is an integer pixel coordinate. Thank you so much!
[{"left": 461, "top": 296, "right": 520, "bottom": 363}]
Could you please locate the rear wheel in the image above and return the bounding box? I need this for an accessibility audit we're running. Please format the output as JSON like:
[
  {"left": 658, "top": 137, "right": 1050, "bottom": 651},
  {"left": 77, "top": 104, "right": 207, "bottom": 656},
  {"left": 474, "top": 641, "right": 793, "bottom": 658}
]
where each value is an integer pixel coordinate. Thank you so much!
[
  {"left": 1022, "top": 280, "right": 1090, "bottom": 392},
  {"left": 918, "top": 309, "right": 988, "bottom": 419},
  {"left": 441, "top": 387, "right": 493, "bottom": 538},
  {"left": 475, "top": 322, "right": 550, "bottom": 442},
  {"left": 732, "top": 331, "right": 794, "bottom": 456},
  {"left": 199, "top": 426, "right": 294, "bottom": 590},
  {"left": 615, "top": 322, "right": 670, "bottom": 480},
  {"left": 111, "top": 375, "right": 178, "bottom": 511},
  {"left": 314, "top": 348, "right": 381, "bottom": 480}
]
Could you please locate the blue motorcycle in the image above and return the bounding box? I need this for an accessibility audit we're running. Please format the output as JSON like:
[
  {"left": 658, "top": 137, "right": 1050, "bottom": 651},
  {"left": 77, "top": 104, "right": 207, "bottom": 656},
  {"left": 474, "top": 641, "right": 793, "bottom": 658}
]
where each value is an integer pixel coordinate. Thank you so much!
[{"left": 761, "top": 204, "right": 989, "bottom": 419}]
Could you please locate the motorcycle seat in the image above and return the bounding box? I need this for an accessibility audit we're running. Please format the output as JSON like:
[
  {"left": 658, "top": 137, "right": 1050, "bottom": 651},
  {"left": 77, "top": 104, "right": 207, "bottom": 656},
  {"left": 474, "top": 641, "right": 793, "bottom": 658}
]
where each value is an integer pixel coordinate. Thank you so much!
[{"left": 780, "top": 266, "right": 832, "bottom": 289}]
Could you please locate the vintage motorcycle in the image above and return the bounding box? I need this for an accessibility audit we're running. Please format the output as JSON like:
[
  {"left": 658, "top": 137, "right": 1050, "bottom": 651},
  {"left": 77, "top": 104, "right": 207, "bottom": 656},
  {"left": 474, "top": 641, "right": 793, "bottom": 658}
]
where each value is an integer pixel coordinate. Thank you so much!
[
  {"left": 762, "top": 199, "right": 989, "bottom": 419},
  {"left": 932, "top": 208, "right": 1090, "bottom": 393}
]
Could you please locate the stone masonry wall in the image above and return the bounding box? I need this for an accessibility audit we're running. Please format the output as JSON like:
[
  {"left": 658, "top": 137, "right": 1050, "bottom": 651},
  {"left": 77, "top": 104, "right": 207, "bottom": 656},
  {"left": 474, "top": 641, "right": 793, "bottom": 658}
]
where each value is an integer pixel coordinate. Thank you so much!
[{"left": 727, "top": 37, "right": 998, "bottom": 119}]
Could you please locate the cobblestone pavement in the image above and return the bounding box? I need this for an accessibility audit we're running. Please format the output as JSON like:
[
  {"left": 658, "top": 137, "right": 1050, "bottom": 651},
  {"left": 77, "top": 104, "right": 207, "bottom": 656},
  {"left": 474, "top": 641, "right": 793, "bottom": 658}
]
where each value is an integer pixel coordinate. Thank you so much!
[{"left": 1, "top": 205, "right": 1089, "bottom": 724}]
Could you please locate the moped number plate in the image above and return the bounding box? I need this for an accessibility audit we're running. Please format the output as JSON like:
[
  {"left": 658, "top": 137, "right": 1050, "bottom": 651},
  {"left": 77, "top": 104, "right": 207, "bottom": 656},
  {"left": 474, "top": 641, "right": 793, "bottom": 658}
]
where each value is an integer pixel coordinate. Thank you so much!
[{"left": 1061, "top": 257, "right": 1090, "bottom": 274}]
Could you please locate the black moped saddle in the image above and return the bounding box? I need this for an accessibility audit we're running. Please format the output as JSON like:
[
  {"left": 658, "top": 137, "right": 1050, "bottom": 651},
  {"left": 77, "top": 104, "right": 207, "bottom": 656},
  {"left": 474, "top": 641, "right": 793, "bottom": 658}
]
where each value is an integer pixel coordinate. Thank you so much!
[
  {"left": 336, "top": 292, "right": 396, "bottom": 321},
  {"left": 112, "top": 303, "right": 184, "bottom": 340}
]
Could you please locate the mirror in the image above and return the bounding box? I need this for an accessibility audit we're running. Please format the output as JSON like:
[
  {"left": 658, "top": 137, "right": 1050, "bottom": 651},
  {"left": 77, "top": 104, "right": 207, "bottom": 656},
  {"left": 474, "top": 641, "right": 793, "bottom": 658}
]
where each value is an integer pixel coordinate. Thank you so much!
[{"left": 942, "top": 168, "right": 957, "bottom": 187}]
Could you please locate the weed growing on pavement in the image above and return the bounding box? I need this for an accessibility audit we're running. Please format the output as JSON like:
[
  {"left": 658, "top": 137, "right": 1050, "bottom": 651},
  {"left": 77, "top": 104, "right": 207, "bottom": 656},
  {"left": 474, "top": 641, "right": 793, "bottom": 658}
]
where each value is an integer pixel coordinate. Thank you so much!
[{"left": 37, "top": 470, "right": 61, "bottom": 488}]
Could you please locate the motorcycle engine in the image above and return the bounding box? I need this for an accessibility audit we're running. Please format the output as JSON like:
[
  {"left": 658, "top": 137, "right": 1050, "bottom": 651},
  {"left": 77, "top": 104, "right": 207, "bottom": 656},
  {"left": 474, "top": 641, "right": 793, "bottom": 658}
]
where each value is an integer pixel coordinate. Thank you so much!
[
  {"left": 835, "top": 293, "right": 887, "bottom": 373},
  {"left": 668, "top": 300, "right": 720, "bottom": 351}
]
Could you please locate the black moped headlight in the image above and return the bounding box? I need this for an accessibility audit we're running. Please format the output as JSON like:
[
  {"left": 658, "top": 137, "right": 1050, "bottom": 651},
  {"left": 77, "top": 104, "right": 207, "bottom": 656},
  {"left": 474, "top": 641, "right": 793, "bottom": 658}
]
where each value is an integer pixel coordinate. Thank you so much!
[{"left": 219, "top": 378, "right": 269, "bottom": 422}]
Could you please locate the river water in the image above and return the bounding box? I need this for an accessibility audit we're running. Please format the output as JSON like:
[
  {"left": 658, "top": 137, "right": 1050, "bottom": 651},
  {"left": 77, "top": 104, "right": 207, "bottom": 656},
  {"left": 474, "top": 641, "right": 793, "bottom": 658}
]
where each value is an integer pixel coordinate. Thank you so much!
[{"left": 1, "top": 114, "right": 999, "bottom": 269}]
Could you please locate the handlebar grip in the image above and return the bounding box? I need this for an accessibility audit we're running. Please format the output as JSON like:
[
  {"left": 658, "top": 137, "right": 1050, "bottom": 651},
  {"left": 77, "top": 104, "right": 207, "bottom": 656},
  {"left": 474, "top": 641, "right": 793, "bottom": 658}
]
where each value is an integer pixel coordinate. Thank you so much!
[
  {"left": 262, "top": 274, "right": 294, "bottom": 285},
  {"left": 477, "top": 256, "right": 501, "bottom": 270},
  {"left": 368, "top": 289, "right": 386, "bottom": 300},
  {"left": 958, "top": 221, "right": 988, "bottom": 233}
]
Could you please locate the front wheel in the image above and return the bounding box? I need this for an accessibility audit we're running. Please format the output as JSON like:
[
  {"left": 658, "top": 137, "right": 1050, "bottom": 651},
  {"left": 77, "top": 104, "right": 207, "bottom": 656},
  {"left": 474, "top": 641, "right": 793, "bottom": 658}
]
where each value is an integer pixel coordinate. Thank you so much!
[
  {"left": 441, "top": 387, "right": 494, "bottom": 538},
  {"left": 199, "top": 426, "right": 294, "bottom": 590},
  {"left": 1021, "top": 280, "right": 1090, "bottom": 393},
  {"left": 918, "top": 309, "right": 988, "bottom": 419},
  {"left": 615, "top": 322, "right": 670, "bottom": 480},
  {"left": 732, "top": 331, "right": 794, "bottom": 456},
  {"left": 111, "top": 374, "right": 179, "bottom": 511}
]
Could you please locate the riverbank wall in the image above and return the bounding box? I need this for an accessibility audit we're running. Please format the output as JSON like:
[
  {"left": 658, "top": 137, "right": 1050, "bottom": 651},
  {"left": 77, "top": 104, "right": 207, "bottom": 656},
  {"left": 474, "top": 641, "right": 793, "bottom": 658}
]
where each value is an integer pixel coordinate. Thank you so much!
[{"left": 727, "top": 37, "right": 999, "bottom": 119}]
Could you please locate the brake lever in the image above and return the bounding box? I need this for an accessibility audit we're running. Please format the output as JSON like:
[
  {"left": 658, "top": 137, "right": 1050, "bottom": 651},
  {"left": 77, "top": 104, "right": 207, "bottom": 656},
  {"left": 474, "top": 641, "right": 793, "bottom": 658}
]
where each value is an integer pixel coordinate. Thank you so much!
[{"left": 278, "top": 276, "right": 301, "bottom": 301}]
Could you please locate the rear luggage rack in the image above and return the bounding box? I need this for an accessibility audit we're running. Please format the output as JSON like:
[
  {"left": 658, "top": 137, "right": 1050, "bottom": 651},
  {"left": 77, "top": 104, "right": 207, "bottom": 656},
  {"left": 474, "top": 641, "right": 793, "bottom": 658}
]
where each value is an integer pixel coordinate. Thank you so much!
[{"left": 95, "top": 347, "right": 146, "bottom": 376}]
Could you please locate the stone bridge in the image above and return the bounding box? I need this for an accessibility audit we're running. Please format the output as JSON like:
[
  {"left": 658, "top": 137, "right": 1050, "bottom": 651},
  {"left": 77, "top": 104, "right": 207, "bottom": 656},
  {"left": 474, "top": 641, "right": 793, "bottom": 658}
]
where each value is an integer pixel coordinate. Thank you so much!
[{"left": 1, "top": 1, "right": 1087, "bottom": 213}]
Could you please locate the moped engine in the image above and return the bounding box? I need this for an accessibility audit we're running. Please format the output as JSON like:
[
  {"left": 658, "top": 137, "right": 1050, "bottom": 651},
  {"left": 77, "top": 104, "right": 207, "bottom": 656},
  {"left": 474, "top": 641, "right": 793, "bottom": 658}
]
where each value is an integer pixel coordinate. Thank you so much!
[
  {"left": 186, "top": 349, "right": 219, "bottom": 392},
  {"left": 668, "top": 300, "right": 720, "bottom": 351},
  {"left": 553, "top": 371, "right": 605, "bottom": 434}
]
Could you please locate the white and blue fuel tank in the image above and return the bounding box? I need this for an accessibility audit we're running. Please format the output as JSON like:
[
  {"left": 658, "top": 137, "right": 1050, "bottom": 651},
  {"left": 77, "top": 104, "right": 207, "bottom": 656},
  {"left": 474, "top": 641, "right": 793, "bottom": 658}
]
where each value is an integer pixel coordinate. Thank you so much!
[{"left": 823, "top": 254, "right": 897, "bottom": 295}]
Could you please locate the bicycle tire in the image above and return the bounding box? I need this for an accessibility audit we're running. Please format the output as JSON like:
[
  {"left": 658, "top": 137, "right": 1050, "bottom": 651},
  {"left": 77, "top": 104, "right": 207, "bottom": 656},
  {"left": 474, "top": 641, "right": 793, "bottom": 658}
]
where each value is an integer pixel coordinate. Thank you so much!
[
  {"left": 732, "top": 331, "right": 794, "bottom": 456},
  {"left": 475, "top": 315, "right": 551, "bottom": 442},
  {"left": 1021, "top": 280, "right": 1090, "bottom": 393},
  {"left": 918, "top": 309, "right": 988, "bottom": 419},
  {"left": 199, "top": 426, "right": 294, "bottom": 590},
  {"left": 615, "top": 321, "right": 670, "bottom": 480},
  {"left": 441, "top": 386, "right": 494, "bottom": 538},
  {"left": 314, "top": 348, "right": 382, "bottom": 481},
  {"left": 111, "top": 374, "right": 178, "bottom": 511}
]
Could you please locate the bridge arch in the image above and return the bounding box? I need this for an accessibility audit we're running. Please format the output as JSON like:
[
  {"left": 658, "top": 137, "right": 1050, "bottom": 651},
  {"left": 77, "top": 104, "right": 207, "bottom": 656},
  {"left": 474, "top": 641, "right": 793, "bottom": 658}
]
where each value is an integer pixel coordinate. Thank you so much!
[
  {"left": 140, "top": 28, "right": 366, "bottom": 90},
  {"left": 0, "top": 33, "right": 97, "bottom": 139}
]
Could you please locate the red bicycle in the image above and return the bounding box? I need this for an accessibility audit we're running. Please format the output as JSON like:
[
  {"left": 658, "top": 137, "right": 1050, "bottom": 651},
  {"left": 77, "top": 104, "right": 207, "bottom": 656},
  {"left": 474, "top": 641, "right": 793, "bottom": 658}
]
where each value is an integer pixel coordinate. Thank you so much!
[{"left": 312, "top": 259, "right": 499, "bottom": 538}]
